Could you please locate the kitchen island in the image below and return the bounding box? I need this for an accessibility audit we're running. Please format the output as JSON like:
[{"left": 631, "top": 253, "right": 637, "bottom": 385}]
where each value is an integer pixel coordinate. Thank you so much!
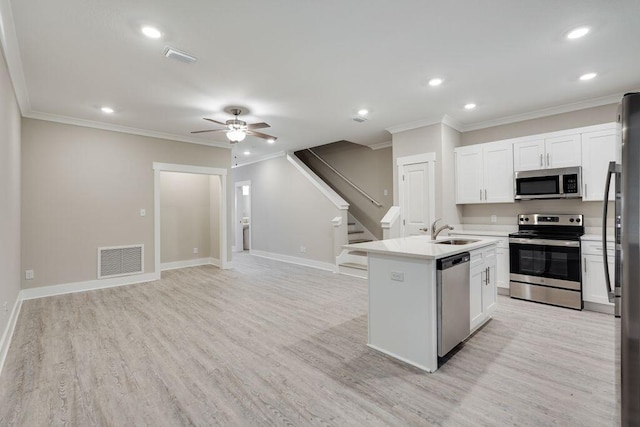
[{"left": 344, "top": 235, "right": 498, "bottom": 372}]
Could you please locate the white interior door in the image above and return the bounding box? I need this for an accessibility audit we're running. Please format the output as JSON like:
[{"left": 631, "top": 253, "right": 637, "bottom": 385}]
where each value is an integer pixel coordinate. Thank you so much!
[{"left": 399, "top": 161, "right": 433, "bottom": 236}]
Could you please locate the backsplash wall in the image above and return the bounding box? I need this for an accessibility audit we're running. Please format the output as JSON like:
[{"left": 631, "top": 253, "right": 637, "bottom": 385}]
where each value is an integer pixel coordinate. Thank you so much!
[{"left": 461, "top": 199, "right": 613, "bottom": 232}]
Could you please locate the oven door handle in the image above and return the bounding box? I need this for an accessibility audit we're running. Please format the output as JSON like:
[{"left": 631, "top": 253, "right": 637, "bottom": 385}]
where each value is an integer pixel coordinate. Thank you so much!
[{"left": 509, "top": 238, "right": 580, "bottom": 248}]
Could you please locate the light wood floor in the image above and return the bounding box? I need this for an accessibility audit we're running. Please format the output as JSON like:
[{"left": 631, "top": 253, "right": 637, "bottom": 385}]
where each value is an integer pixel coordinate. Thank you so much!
[{"left": 0, "top": 253, "right": 618, "bottom": 426}]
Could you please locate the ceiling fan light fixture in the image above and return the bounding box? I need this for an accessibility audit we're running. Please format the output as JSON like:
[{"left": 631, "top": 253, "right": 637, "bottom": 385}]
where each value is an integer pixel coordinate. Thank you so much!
[{"left": 227, "top": 129, "right": 247, "bottom": 142}]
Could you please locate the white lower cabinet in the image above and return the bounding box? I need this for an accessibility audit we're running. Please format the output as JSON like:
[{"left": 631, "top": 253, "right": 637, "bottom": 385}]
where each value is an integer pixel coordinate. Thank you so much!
[
  {"left": 469, "top": 245, "right": 497, "bottom": 332},
  {"left": 451, "top": 233, "right": 509, "bottom": 291},
  {"left": 582, "top": 239, "right": 614, "bottom": 308}
]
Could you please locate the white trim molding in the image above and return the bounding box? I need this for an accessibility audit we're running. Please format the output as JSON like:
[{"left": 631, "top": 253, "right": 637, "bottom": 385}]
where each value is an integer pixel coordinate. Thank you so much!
[
  {"left": 161, "top": 257, "right": 219, "bottom": 271},
  {"left": 153, "top": 162, "right": 230, "bottom": 274},
  {"left": 368, "top": 141, "right": 393, "bottom": 150},
  {"left": 232, "top": 151, "right": 286, "bottom": 168},
  {"left": 0, "top": 294, "right": 22, "bottom": 375},
  {"left": 386, "top": 115, "right": 449, "bottom": 135},
  {"left": 0, "top": 0, "right": 30, "bottom": 113},
  {"left": 20, "top": 272, "right": 159, "bottom": 301},
  {"left": 286, "top": 152, "right": 349, "bottom": 210},
  {"left": 396, "top": 152, "right": 436, "bottom": 166},
  {"left": 250, "top": 249, "right": 336, "bottom": 273}
]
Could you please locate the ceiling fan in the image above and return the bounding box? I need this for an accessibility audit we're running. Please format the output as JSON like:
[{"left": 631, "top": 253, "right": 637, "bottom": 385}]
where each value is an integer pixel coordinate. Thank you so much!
[{"left": 191, "top": 107, "right": 277, "bottom": 143}]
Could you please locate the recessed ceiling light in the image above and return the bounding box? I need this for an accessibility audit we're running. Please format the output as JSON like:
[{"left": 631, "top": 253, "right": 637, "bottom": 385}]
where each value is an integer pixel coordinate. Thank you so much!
[
  {"left": 567, "top": 27, "right": 590, "bottom": 40},
  {"left": 579, "top": 72, "right": 597, "bottom": 81},
  {"left": 267, "top": 138, "right": 275, "bottom": 144},
  {"left": 428, "top": 78, "right": 443, "bottom": 86},
  {"left": 101, "top": 106, "right": 114, "bottom": 114},
  {"left": 464, "top": 103, "right": 476, "bottom": 110},
  {"left": 357, "top": 109, "right": 369, "bottom": 116},
  {"left": 243, "top": 150, "right": 251, "bottom": 155},
  {"left": 141, "top": 26, "right": 162, "bottom": 39}
]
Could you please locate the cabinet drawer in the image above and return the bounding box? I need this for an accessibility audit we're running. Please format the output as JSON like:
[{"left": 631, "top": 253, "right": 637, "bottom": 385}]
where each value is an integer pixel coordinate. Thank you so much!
[{"left": 582, "top": 241, "right": 615, "bottom": 257}]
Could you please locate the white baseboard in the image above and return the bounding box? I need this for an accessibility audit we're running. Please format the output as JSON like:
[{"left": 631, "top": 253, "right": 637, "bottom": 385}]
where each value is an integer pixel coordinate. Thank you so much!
[
  {"left": 161, "top": 257, "right": 219, "bottom": 271},
  {"left": 21, "top": 272, "right": 161, "bottom": 301},
  {"left": 0, "top": 293, "right": 23, "bottom": 375},
  {"left": 250, "top": 249, "right": 336, "bottom": 272}
]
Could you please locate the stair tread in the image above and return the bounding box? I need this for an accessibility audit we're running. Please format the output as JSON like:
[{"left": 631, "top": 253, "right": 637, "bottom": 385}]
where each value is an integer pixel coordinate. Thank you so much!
[
  {"left": 349, "top": 239, "right": 373, "bottom": 244},
  {"left": 348, "top": 230, "right": 364, "bottom": 234},
  {"left": 347, "top": 222, "right": 356, "bottom": 226},
  {"left": 348, "top": 250, "right": 368, "bottom": 257},
  {"left": 339, "top": 262, "right": 368, "bottom": 270}
]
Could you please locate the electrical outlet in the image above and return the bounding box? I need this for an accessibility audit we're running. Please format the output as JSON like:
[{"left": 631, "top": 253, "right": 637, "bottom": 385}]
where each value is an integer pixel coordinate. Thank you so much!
[
  {"left": 300, "top": 246, "right": 306, "bottom": 253},
  {"left": 384, "top": 189, "right": 388, "bottom": 196},
  {"left": 391, "top": 271, "right": 404, "bottom": 282},
  {"left": 25, "top": 270, "right": 34, "bottom": 280},
  {"left": 193, "top": 247, "right": 198, "bottom": 254},
  {"left": 491, "top": 215, "right": 497, "bottom": 223}
]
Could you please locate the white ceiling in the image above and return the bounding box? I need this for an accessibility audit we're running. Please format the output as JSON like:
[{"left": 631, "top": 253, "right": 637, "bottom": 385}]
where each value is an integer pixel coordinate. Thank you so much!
[{"left": 2, "top": 0, "right": 639, "bottom": 164}]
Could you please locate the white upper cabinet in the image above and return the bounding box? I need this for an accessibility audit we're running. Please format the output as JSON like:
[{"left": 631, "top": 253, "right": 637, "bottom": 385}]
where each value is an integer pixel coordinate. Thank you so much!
[
  {"left": 581, "top": 128, "right": 619, "bottom": 201},
  {"left": 455, "top": 140, "right": 514, "bottom": 204},
  {"left": 513, "top": 134, "right": 581, "bottom": 171}
]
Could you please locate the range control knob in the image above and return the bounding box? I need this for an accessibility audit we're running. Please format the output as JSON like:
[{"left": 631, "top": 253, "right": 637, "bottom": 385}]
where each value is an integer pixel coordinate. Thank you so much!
[
  {"left": 576, "top": 218, "right": 581, "bottom": 223},
  {"left": 525, "top": 217, "right": 530, "bottom": 222},
  {"left": 570, "top": 218, "right": 575, "bottom": 223}
]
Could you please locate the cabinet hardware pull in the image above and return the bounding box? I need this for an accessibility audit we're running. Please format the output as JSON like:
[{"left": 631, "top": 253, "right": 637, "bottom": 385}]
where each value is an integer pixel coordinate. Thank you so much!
[
  {"left": 479, "top": 189, "right": 482, "bottom": 200},
  {"left": 540, "top": 154, "right": 543, "bottom": 167},
  {"left": 484, "top": 189, "right": 487, "bottom": 200},
  {"left": 584, "top": 258, "right": 587, "bottom": 273},
  {"left": 585, "top": 184, "right": 588, "bottom": 198},
  {"left": 547, "top": 153, "right": 550, "bottom": 166}
]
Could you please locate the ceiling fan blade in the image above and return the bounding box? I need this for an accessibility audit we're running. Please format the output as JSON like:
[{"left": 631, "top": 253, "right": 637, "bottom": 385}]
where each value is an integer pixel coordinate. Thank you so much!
[
  {"left": 246, "top": 130, "right": 277, "bottom": 141},
  {"left": 203, "top": 118, "right": 227, "bottom": 126},
  {"left": 191, "top": 129, "right": 227, "bottom": 134},
  {"left": 246, "top": 122, "right": 270, "bottom": 130}
]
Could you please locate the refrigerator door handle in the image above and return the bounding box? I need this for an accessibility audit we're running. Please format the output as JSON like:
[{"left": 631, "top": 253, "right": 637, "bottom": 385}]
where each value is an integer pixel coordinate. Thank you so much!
[{"left": 602, "top": 161, "right": 617, "bottom": 303}]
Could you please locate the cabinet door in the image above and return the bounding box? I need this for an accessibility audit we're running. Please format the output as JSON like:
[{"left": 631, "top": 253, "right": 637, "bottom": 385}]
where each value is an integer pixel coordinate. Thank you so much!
[
  {"left": 583, "top": 255, "right": 615, "bottom": 305},
  {"left": 482, "top": 249, "right": 498, "bottom": 315},
  {"left": 470, "top": 267, "right": 485, "bottom": 331},
  {"left": 513, "top": 138, "right": 545, "bottom": 172},
  {"left": 455, "top": 146, "right": 483, "bottom": 204},
  {"left": 496, "top": 246, "right": 510, "bottom": 289},
  {"left": 483, "top": 141, "right": 514, "bottom": 203},
  {"left": 545, "top": 134, "right": 581, "bottom": 169},
  {"left": 582, "top": 130, "right": 618, "bottom": 201}
]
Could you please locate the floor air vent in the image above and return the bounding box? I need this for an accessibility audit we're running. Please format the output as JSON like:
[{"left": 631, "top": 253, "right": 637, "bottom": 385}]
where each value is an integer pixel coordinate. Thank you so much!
[{"left": 98, "top": 244, "right": 144, "bottom": 279}]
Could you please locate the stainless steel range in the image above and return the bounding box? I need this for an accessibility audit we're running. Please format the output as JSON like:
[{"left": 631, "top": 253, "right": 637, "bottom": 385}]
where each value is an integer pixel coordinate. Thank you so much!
[{"left": 509, "top": 213, "right": 584, "bottom": 310}]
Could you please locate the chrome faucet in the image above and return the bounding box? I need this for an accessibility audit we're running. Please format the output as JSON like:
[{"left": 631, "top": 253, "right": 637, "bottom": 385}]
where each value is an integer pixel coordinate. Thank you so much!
[{"left": 430, "top": 218, "right": 454, "bottom": 240}]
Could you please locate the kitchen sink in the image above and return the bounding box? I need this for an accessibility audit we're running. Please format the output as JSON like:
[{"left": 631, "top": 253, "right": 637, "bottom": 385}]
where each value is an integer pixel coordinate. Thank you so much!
[{"left": 434, "top": 239, "right": 479, "bottom": 245}]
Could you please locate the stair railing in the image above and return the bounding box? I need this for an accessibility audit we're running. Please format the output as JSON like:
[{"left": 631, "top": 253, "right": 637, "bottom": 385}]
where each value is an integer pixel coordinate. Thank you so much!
[{"left": 306, "top": 149, "right": 383, "bottom": 207}]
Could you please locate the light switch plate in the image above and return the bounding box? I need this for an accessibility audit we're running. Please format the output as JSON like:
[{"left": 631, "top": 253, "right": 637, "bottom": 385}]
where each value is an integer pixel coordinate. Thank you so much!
[{"left": 140, "top": 209, "right": 146, "bottom": 217}]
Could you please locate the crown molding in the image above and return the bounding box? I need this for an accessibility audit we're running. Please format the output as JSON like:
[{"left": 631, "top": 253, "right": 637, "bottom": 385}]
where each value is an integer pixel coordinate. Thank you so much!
[
  {"left": 25, "top": 111, "right": 232, "bottom": 149},
  {"left": 385, "top": 115, "right": 446, "bottom": 135},
  {"left": 368, "top": 140, "right": 392, "bottom": 150},
  {"left": 441, "top": 114, "right": 463, "bottom": 131},
  {"left": 0, "top": 0, "right": 30, "bottom": 113},
  {"left": 232, "top": 150, "right": 286, "bottom": 168},
  {"left": 459, "top": 93, "right": 627, "bottom": 132}
]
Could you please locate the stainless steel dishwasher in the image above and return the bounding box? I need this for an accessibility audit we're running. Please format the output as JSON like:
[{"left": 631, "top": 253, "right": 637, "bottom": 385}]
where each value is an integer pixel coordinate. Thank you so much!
[{"left": 437, "top": 252, "right": 471, "bottom": 357}]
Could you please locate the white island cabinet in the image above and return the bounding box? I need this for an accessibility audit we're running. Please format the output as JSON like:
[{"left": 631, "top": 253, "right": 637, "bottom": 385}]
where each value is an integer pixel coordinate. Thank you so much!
[{"left": 344, "top": 236, "right": 498, "bottom": 372}]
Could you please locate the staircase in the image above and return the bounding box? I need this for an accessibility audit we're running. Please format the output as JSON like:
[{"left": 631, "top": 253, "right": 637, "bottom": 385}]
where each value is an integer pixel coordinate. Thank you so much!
[{"left": 337, "top": 214, "right": 373, "bottom": 279}]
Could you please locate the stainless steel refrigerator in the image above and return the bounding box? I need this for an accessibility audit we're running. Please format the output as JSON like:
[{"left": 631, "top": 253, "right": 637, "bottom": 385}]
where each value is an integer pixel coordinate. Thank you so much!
[{"left": 603, "top": 92, "right": 640, "bottom": 425}]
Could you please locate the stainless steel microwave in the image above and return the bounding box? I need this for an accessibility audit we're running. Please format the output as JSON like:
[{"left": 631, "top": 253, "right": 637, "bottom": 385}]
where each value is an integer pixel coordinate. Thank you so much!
[{"left": 514, "top": 166, "right": 582, "bottom": 200}]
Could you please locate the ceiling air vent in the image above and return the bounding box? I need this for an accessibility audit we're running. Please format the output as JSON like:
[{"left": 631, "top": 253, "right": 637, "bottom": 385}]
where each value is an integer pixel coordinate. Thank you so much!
[
  {"left": 353, "top": 115, "right": 368, "bottom": 123},
  {"left": 164, "top": 47, "right": 197, "bottom": 64}
]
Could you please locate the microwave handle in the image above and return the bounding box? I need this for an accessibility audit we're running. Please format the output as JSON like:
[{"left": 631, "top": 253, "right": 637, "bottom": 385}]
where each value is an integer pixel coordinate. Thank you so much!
[{"left": 602, "top": 161, "right": 616, "bottom": 302}]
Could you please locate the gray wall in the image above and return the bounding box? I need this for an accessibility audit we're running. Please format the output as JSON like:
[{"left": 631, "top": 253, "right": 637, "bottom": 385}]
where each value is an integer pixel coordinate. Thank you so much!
[
  {"left": 462, "top": 104, "right": 618, "bottom": 146},
  {"left": 232, "top": 155, "right": 343, "bottom": 265},
  {"left": 21, "top": 118, "right": 231, "bottom": 289},
  {"left": 392, "top": 123, "right": 462, "bottom": 225},
  {"left": 0, "top": 45, "right": 22, "bottom": 337},
  {"left": 161, "top": 172, "right": 221, "bottom": 264},
  {"left": 296, "top": 142, "right": 392, "bottom": 239}
]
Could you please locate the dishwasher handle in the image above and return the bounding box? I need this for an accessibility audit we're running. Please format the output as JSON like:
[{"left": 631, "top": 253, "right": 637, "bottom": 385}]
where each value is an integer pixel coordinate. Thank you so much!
[{"left": 437, "top": 252, "right": 471, "bottom": 270}]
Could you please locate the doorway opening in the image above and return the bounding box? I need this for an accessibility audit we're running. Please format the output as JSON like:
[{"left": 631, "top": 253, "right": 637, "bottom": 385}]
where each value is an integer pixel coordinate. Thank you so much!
[
  {"left": 234, "top": 180, "right": 251, "bottom": 252},
  {"left": 153, "top": 162, "right": 229, "bottom": 276}
]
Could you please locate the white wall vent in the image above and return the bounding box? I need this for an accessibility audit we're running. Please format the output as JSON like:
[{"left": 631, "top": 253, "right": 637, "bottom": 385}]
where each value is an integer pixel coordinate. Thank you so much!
[{"left": 98, "top": 244, "right": 144, "bottom": 279}]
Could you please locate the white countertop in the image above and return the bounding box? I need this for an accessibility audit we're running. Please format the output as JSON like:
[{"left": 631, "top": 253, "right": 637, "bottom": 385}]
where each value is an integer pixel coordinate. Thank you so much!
[
  {"left": 449, "top": 229, "right": 511, "bottom": 237},
  {"left": 343, "top": 235, "right": 498, "bottom": 260}
]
